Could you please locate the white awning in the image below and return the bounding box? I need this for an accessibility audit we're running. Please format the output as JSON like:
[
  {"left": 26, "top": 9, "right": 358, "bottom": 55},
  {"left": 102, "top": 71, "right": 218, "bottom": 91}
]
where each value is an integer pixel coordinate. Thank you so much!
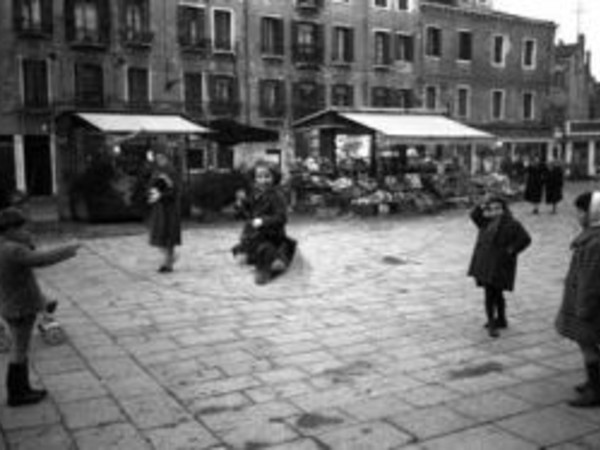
[
  {"left": 76, "top": 113, "right": 210, "bottom": 134},
  {"left": 339, "top": 112, "right": 494, "bottom": 141}
]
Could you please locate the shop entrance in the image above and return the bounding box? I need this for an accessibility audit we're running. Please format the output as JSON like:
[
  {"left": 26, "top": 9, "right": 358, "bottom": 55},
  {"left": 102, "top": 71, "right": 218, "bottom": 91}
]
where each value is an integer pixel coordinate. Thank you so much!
[{"left": 24, "top": 135, "right": 53, "bottom": 196}]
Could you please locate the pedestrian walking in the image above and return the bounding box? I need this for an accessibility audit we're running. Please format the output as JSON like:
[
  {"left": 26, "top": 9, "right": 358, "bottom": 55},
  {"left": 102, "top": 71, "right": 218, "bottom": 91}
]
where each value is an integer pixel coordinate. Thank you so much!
[
  {"left": 232, "top": 161, "right": 297, "bottom": 285},
  {"left": 545, "top": 160, "right": 564, "bottom": 214},
  {"left": 148, "top": 150, "right": 181, "bottom": 273},
  {"left": 556, "top": 191, "right": 600, "bottom": 408},
  {"left": 468, "top": 195, "right": 532, "bottom": 338},
  {"left": 523, "top": 157, "right": 547, "bottom": 214},
  {"left": 0, "top": 207, "right": 79, "bottom": 407}
]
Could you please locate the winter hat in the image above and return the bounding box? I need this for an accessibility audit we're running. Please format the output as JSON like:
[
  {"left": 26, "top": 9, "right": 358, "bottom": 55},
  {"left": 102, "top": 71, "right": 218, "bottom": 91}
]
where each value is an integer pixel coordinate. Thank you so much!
[{"left": 0, "top": 207, "right": 27, "bottom": 233}]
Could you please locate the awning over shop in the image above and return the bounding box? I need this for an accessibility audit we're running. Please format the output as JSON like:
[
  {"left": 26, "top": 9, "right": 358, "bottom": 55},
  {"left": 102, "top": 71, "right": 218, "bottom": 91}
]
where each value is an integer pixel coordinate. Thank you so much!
[
  {"left": 478, "top": 123, "right": 554, "bottom": 143},
  {"left": 75, "top": 112, "right": 210, "bottom": 134},
  {"left": 207, "top": 119, "right": 279, "bottom": 145},
  {"left": 294, "top": 109, "right": 495, "bottom": 143}
]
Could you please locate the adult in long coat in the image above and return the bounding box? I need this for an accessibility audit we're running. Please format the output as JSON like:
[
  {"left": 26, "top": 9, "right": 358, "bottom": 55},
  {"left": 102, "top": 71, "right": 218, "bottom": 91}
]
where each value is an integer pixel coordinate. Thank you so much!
[
  {"left": 556, "top": 191, "right": 600, "bottom": 407},
  {"left": 545, "top": 161, "right": 564, "bottom": 213},
  {"left": 523, "top": 158, "right": 547, "bottom": 214},
  {"left": 468, "top": 196, "right": 531, "bottom": 337},
  {"left": 148, "top": 152, "right": 181, "bottom": 273}
]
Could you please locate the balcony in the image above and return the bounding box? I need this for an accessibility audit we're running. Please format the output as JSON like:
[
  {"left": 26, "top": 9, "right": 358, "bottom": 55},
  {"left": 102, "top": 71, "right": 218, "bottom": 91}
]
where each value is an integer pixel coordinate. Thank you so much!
[
  {"left": 121, "top": 29, "right": 154, "bottom": 49},
  {"left": 209, "top": 101, "right": 240, "bottom": 117},
  {"left": 180, "top": 38, "right": 211, "bottom": 56},
  {"left": 14, "top": 23, "right": 53, "bottom": 39},
  {"left": 69, "top": 32, "right": 109, "bottom": 51},
  {"left": 292, "top": 44, "right": 323, "bottom": 68},
  {"left": 295, "top": 0, "right": 322, "bottom": 15}
]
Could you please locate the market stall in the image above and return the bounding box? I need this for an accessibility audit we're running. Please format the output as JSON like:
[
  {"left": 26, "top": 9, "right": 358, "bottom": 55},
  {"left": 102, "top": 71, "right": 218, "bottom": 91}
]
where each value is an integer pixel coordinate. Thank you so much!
[
  {"left": 56, "top": 111, "right": 211, "bottom": 222},
  {"left": 292, "top": 108, "right": 504, "bottom": 216}
]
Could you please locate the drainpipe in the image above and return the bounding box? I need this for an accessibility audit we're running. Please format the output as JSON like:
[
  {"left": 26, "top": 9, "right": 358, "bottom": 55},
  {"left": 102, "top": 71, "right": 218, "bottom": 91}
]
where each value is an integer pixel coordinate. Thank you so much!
[{"left": 243, "top": 0, "right": 251, "bottom": 125}]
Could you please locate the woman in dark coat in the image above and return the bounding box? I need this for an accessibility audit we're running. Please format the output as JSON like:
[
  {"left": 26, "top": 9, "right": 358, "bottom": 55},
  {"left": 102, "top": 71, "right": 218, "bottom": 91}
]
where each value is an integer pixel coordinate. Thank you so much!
[
  {"left": 232, "top": 161, "right": 296, "bottom": 285},
  {"left": 545, "top": 160, "right": 564, "bottom": 214},
  {"left": 468, "top": 195, "right": 531, "bottom": 337},
  {"left": 148, "top": 151, "right": 181, "bottom": 273},
  {"left": 556, "top": 191, "right": 600, "bottom": 407},
  {"left": 523, "top": 158, "right": 547, "bottom": 214}
]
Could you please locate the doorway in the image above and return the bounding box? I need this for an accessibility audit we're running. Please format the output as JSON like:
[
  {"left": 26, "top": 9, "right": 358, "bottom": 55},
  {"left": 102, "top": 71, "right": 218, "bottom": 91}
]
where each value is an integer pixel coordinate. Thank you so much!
[{"left": 24, "top": 135, "right": 53, "bottom": 196}]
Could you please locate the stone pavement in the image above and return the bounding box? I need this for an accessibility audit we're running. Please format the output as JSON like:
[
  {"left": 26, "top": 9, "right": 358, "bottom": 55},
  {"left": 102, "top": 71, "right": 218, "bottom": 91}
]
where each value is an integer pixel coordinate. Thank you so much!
[{"left": 2, "top": 183, "right": 600, "bottom": 449}]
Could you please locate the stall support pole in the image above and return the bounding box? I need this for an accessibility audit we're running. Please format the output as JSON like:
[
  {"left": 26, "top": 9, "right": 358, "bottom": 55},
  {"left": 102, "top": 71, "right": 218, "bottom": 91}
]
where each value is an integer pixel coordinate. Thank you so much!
[
  {"left": 565, "top": 140, "right": 574, "bottom": 177},
  {"left": 588, "top": 140, "right": 596, "bottom": 177},
  {"left": 469, "top": 144, "right": 477, "bottom": 175}
]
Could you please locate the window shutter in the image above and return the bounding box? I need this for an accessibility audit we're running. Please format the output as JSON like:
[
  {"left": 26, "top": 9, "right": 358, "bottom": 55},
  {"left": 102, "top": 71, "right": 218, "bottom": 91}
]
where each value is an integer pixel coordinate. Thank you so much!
[
  {"left": 346, "top": 28, "right": 354, "bottom": 62},
  {"left": 177, "top": 6, "right": 187, "bottom": 45},
  {"left": 315, "top": 24, "right": 324, "bottom": 62},
  {"left": 317, "top": 83, "right": 325, "bottom": 109},
  {"left": 275, "top": 18, "right": 284, "bottom": 55},
  {"left": 42, "top": 0, "right": 53, "bottom": 34},
  {"left": 99, "top": 0, "right": 111, "bottom": 43},
  {"left": 277, "top": 80, "right": 286, "bottom": 113},
  {"left": 12, "top": 0, "right": 22, "bottom": 31},
  {"left": 65, "top": 0, "right": 75, "bottom": 41},
  {"left": 260, "top": 18, "right": 268, "bottom": 53},
  {"left": 291, "top": 21, "right": 299, "bottom": 60},
  {"left": 384, "top": 34, "right": 391, "bottom": 64}
]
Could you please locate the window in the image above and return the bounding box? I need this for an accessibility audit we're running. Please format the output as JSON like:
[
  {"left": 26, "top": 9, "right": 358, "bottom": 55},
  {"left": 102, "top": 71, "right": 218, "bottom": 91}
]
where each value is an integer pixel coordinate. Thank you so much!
[
  {"left": 122, "top": 0, "right": 151, "bottom": 43},
  {"left": 213, "top": 9, "right": 233, "bottom": 52},
  {"left": 293, "top": 22, "right": 322, "bottom": 63},
  {"left": 492, "top": 35, "right": 506, "bottom": 66},
  {"left": 374, "top": 31, "right": 391, "bottom": 65},
  {"left": 184, "top": 72, "right": 203, "bottom": 113},
  {"left": 259, "top": 80, "right": 286, "bottom": 117},
  {"left": 332, "top": 26, "right": 354, "bottom": 63},
  {"left": 374, "top": 0, "right": 389, "bottom": 7},
  {"left": 397, "top": 89, "right": 413, "bottom": 108},
  {"left": 74, "top": 0, "right": 99, "bottom": 41},
  {"left": 331, "top": 84, "right": 353, "bottom": 107},
  {"left": 14, "top": 0, "right": 53, "bottom": 34},
  {"left": 74, "top": 63, "right": 103, "bottom": 107},
  {"left": 293, "top": 82, "right": 324, "bottom": 119},
  {"left": 456, "top": 86, "right": 470, "bottom": 118},
  {"left": 372, "top": 87, "right": 391, "bottom": 107},
  {"left": 209, "top": 75, "right": 238, "bottom": 115},
  {"left": 397, "top": 0, "right": 409, "bottom": 10},
  {"left": 127, "top": 67, "right": 149, "bottom": 107},
  {"left": 187, "top": 147, "right": 206, "bottom": 171},
  {"left": 458, "top": 30, "right": 472, "bottom": 61},
  {"left": 491, "top": 89, "right": 505, "bottom": 120},
  {"left": 425, "top": 85, "right": 438, "bottom": 110},
  {"left": 523, "top": 39, "right": 536, "bottom": 69},
  {"left": 178, "top": 4, "right": 206, "bottom": 48},
  {"left": 395, "top": 33, "right": 414, "bottom": 62},
  {"left": 261, "top": 17, "right": 284, "bottom": 56},
  {"left": 523, "top": 92, "right": 534, "bottom": 120},
  {"left": 22, "top": 59, "right": 48, "bottom": 108},
  {"left": 425, "top": 26, "right": 442, "bottom": 57}
]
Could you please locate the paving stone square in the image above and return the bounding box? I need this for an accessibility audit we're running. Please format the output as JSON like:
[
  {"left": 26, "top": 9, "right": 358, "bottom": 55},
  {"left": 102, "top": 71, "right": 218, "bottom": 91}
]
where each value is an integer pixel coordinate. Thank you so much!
[{"left": 2, "top": 183, "right": 600, "bottom": 449}]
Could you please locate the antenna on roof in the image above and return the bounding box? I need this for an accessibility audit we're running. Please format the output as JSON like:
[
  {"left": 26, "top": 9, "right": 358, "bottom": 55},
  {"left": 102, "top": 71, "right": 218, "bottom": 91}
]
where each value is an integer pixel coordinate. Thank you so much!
[{"left": 576, "top": 0, "right": 584, "bottom": 37}]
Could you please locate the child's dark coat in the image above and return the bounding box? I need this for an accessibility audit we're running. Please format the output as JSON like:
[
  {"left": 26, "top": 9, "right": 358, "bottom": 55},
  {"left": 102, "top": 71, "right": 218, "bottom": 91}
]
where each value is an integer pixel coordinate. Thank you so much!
[{"left": 468, "top": 205, "right": 531, "bottom": 291}]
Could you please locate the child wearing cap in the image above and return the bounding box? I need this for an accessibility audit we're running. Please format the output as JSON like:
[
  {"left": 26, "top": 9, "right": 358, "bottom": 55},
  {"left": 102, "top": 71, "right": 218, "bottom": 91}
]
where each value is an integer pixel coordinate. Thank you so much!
[
  {"left": 468, "top": 195, "right": 531, "bottom": 338},
  {"left": 0, "top": 207, "right": 80, "bottom": 407}
]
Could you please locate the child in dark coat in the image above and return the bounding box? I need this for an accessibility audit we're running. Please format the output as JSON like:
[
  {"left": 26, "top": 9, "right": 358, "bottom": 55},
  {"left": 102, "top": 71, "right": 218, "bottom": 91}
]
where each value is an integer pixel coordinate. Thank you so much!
[
  {"left": 0, "top": 208, "right": 79, "bottom": 406},
  {"left": 468, "top": 195, "right": 531, "bottom": 337},
  {"left": 232, "top": 162, "right": 297, "bottom": 285}
]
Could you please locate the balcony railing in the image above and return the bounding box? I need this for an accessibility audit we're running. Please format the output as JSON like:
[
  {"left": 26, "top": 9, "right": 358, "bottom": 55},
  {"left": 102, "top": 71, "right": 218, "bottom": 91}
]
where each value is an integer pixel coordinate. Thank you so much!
[
  {"left": 14, "top": 22, "right": 53, "bottom": 39},
  {"left": 295, "top": 0, "right": 322, "bottom": 14},
  {"left": 292, "top": 44, "right": 323, "bottom": 65},
  {"left": 180, "top": 38, "right": 211, "bottom": 55},
  {"left": 209, "top": 100, "right": 241, "bottom": 117},
  {"left": 69, "top": 31, "right": 109, "bottom": 50},
  {"left": 121, "top": 29, "right": 154, "bottom": 48}
]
